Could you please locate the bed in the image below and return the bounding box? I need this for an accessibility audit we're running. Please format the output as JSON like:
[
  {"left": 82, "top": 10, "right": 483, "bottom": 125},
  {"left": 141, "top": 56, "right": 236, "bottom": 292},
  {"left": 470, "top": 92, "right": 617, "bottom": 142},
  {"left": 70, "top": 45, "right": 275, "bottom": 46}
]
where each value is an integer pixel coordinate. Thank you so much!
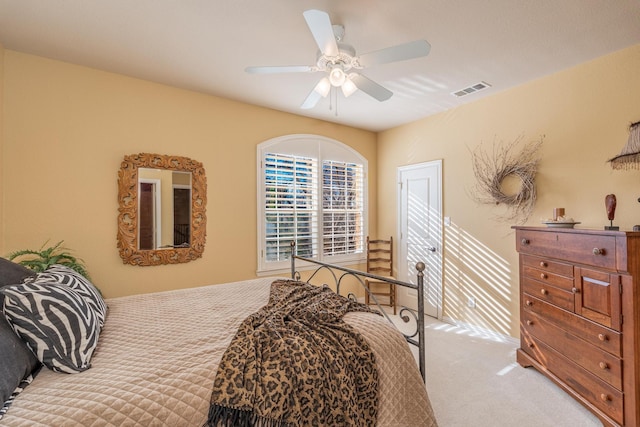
[{"left": 0, "top": 255, "right": 437, "bottom": 426}]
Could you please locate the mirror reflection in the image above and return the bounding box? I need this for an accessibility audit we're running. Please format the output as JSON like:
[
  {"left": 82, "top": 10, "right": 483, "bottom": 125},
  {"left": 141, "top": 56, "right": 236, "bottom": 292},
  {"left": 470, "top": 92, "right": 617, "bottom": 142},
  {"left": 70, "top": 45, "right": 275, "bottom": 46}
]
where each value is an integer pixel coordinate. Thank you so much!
[
  {"left": 117, "top": 152, "right": 207, "bottom": 266},
  {"left": 138, "top": 169, "right": 192, "bottom": 250}
]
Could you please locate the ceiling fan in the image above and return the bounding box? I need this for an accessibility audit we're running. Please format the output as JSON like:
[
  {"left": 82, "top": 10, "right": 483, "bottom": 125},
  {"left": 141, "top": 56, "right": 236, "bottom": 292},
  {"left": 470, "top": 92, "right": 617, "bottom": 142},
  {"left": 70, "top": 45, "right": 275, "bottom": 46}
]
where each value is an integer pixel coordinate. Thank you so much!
[{"left": 245, "top": 9, "right": 431, "bottom": 109}]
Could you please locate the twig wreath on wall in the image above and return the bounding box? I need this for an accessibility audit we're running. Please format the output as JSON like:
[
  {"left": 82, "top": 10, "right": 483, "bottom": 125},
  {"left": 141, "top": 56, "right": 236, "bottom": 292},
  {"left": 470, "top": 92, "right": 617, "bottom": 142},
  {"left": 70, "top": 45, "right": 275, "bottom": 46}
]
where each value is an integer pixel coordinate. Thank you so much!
[{"left": 469, "top": 134, "right": 544, "bottom": 224}]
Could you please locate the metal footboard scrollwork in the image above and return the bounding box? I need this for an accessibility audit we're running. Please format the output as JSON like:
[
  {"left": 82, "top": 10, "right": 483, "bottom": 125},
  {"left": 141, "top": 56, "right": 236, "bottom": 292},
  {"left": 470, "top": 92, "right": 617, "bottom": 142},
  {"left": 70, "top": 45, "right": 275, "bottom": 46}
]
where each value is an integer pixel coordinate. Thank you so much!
[{"left": 289, "top": 242, "right": 426, "bottom": 382}]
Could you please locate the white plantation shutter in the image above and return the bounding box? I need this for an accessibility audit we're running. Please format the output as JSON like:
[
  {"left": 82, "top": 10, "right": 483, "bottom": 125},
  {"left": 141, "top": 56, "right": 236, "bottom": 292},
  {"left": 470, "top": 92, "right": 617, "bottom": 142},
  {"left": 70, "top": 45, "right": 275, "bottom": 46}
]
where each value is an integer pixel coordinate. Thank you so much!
[
  {"left": 264, "top": 153, "right": 318, "bottom": 262},
  {"left": 258, "top": 135, "right": 367, "bottom": 273},
  {"left": 322, "top": 160, "right": 364, "bottom": 256}
]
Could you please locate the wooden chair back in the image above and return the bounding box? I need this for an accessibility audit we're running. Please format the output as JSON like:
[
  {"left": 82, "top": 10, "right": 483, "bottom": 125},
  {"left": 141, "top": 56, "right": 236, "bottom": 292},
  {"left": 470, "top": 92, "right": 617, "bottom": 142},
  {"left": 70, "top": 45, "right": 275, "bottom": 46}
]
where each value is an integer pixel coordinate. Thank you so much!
[{"left": 366, "top": 237, "right": 393, "bottom": 277}]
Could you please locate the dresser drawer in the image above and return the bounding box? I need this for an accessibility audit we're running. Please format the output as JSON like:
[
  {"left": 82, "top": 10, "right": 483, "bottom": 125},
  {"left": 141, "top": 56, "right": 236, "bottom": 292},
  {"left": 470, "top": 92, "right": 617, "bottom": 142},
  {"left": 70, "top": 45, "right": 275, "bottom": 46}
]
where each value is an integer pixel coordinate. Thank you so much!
[
  {"left": 522, "top": 264, "right": 574, "bottom": 291},
  {"left": 521, "top": 333, "right": 623, "bottom": 425},
  {"left": 522, "top": 295, "right": 621, "bottom": 357},
  {"left": 517, "top": 229, "right": 616, "bottom": 270},
  {"left": 522, "top": 311, "right": 622, "bottom": 390},
  {"left": 523, "top": 280, "right": 574, "bottom": 311},
  {"left": 522, "top": 254, "right": 574, "bottom": 277}
]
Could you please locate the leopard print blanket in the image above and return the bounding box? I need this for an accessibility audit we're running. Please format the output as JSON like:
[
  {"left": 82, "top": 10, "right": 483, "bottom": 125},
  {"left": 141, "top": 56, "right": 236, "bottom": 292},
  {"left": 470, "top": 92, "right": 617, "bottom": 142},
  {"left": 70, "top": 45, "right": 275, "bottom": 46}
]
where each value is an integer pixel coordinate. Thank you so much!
[{"left": 205, "top": 279, "right": 379, "bottom": 427}]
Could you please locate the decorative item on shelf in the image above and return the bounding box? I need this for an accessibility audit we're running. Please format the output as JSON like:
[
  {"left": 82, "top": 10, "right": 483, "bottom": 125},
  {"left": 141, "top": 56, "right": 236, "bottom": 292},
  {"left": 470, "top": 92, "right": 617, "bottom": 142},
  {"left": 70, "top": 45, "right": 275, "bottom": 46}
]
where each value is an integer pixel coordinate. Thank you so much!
[
  {"left": 553, "top": 207, "right": 565, "bottom": 221},
  {"left": 604, "top": 194, "right": 619, "bottom": 230},
  {"left": 469, "top": 134, "right": 544, "bottom": 224},
  {"left": 608, "top": 121, "right": 640, "bottom": 170},
  {"left": 542, "top": 207, "right": 580, "bottom": 228},
  {"left": 608, "top": 122, "right": 640, "bottom": 231}
]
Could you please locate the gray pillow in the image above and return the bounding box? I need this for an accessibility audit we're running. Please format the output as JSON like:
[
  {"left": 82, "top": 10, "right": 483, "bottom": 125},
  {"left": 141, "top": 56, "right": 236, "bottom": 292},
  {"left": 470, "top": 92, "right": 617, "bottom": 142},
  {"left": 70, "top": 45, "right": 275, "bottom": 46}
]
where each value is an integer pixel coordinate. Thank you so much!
[
  {"left": 0, "top": 257, "right": 35, "bottom": 287},
  {"left": 0, "top": 316, "right": 41, "bottom": 405},
  {"left": 0, "top": 258, "right": 40, "bottom": 406}
]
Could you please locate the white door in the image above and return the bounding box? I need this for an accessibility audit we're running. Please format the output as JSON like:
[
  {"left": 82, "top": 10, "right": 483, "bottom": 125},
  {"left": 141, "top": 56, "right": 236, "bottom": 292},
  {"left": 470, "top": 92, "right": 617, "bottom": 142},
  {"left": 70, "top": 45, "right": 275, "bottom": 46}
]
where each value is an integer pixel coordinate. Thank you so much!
[{"left": 397, "top": 160, "right": 443, "bottom": 318}]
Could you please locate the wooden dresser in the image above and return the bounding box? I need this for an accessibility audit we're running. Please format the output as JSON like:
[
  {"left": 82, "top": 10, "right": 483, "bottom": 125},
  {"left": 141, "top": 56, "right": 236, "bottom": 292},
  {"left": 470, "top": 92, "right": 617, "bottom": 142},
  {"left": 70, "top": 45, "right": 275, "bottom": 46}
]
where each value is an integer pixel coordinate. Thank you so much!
[{"left": 513, "top": 226, "right": 640, "bottom": 427}]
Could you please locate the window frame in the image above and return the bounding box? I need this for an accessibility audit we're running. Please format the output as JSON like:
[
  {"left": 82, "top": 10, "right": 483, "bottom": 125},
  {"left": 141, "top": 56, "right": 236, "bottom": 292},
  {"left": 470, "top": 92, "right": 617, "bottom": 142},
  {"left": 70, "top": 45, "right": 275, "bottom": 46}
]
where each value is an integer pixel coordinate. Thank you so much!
[{"left": 257, "top": 134, "right": 368, "bottom": 275}]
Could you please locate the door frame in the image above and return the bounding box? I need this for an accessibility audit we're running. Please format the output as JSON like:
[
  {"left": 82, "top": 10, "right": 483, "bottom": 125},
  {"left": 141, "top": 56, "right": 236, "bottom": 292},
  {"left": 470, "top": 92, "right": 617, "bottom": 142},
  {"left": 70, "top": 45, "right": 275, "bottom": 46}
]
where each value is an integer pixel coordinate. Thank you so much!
[
  {"left": 397, "top": 160, "right": 443, "bottom": 319},
  {"left": 139, "top": 178, "right": 162, "bottom": 250}
]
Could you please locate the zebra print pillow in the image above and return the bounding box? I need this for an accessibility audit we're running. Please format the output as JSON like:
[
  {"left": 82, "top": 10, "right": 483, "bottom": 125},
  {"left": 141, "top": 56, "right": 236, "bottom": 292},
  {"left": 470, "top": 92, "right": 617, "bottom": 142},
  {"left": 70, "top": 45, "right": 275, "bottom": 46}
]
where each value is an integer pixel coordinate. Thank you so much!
[
  {"left": 1, "top": 282, "right": 101, "bottom": 374},
  {"left": 28, "top": 265, "right": 108, "bottom": 328}
]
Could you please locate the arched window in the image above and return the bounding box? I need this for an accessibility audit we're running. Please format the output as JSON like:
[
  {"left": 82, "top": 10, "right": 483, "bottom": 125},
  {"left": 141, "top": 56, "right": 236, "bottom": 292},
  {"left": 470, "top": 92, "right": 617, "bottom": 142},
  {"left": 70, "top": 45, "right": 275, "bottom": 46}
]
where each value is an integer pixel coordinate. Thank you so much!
[{"left": 257, "top": 134, "right": 368, "bottom": 273}]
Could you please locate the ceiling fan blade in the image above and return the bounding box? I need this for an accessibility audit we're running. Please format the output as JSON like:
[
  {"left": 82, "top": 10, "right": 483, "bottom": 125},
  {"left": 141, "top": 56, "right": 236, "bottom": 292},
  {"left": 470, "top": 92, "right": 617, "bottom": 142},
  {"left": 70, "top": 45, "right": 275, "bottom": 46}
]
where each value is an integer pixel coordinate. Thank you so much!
[
  {"left": 301, "top": 77, "right": 331, "bottom": 109},
  {"left": 358, "top": 40, "right": 431, "bottom": 68},
  {"left": 300, "top": 89, "right": 323, "bottom": 110},
  {"left": 303, "top": 9, "right": 339, "bottom": 57},
  {"left": 350, "top": 73, "right": 393, "bottom": 102},
  {"left": 245, "top": 65, "right": 314, "bottom": 74}
]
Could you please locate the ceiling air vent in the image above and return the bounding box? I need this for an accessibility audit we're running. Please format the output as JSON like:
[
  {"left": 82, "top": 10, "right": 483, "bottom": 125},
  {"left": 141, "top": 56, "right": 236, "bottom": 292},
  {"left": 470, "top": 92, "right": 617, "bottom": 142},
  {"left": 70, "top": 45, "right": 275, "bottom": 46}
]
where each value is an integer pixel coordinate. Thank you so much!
[{"left": 452, "top": 81, "right": 491, "bottom": 98}]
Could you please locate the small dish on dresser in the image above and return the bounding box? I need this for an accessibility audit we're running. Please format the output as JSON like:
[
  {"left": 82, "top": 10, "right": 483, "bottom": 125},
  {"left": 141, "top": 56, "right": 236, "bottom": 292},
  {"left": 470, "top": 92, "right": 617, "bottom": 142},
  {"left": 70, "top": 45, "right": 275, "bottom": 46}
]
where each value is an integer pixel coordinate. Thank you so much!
[{"left": 542, "top": 221, "right": 581, "bottom": 228}]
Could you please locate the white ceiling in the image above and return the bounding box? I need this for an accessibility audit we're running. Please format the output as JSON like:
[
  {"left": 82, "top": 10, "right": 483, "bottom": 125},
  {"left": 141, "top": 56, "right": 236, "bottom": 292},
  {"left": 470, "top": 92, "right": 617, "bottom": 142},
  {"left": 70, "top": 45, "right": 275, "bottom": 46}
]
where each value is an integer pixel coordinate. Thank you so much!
[{"left": 1, "top": 0, "right": 639, "bottom": 132}]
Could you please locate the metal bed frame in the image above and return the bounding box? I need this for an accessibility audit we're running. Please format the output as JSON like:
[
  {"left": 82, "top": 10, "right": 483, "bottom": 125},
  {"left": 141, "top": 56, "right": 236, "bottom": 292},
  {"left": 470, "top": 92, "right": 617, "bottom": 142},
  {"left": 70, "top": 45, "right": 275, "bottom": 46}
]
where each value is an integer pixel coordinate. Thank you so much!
[{"left": 289, "top": 242, "right": 427, "bottom": 382}]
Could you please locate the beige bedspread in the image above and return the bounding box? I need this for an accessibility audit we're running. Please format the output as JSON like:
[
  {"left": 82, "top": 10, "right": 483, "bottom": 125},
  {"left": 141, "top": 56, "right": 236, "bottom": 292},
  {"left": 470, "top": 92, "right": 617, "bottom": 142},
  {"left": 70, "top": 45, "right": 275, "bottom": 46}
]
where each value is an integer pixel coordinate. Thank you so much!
[{"left": 1, "top": 277, "right": 436, "bottom": 427}]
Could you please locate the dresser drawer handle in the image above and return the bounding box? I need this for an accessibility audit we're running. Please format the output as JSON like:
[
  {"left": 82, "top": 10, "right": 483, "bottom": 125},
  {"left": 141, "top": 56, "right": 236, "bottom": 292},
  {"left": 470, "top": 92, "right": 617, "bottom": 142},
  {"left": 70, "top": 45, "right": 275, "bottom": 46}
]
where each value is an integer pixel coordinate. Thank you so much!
[
  {"left": 528, "top": 343, "right": 535, "bottom": 349},
  {"left": 540, "top": 288, "right": 548, "bottom": 296},
  {"left": 600, "top": 394, "right": 611, "bottom": 402},
  {"left": 598, "top": 333, "right": 608, "bottom": 342},
  {"left": 599, "top": 362, "right": 609, "bottom": 370},
  {"left": 540, "top": 273, "right": 547, "bottom": 279},
  {"left": 571, "top": 287, "right": 578, "bottom": 294},
  {"left": 539, "top": 261, "right": 547, "bottom": 268},
  {"left": 593, "top": 247, "right": 605, "bottom": 256},
  {"left": 521, "top": 238, "right": 530, "bottom": 245},
  {"left": 526, "top": 320, "right": 534, "bottom": 326},
  {"left": 525, "top": 300, "right": 533, "bottom": 307}
]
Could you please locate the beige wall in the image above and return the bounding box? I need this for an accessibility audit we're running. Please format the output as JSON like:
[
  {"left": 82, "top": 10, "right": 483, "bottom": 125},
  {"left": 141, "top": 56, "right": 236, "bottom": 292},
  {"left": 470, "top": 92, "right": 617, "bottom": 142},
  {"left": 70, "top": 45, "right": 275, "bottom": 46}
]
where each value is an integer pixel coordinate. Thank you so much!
[
  {"left": 1, "top": 50, "right": 377, "bottom": 298},
  {"left": 378, "top": 44, "right": 640, "bottom": 337},
  {"left": 0, "top": 43, "right": 4, "bottom": 255},
  {"left": 4, "top": 44, "right": 639, "bottom": 338}
]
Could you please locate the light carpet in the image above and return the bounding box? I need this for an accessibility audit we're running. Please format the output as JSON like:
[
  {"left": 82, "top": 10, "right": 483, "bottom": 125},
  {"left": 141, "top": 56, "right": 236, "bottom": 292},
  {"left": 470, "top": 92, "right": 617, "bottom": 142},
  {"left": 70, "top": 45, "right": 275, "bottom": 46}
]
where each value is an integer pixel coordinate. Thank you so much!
[{"left": 393, "top": 315, "right": 603, "bottom": 427}]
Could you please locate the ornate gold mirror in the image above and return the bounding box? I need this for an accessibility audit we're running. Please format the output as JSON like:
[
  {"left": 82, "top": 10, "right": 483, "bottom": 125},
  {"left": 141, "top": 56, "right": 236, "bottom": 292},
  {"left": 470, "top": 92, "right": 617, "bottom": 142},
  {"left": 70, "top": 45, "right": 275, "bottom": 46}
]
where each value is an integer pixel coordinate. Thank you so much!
[{"left": 117, "top": 153, "right": 207, "bottom": 266}]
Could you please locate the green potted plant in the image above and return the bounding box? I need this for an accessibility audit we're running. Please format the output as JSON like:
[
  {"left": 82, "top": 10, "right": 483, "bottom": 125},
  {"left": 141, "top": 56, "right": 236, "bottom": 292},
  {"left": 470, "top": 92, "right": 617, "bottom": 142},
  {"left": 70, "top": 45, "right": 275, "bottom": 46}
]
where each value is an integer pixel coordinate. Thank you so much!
[{"left": 8, "top": 240, "right": 90, "bottom": 279}]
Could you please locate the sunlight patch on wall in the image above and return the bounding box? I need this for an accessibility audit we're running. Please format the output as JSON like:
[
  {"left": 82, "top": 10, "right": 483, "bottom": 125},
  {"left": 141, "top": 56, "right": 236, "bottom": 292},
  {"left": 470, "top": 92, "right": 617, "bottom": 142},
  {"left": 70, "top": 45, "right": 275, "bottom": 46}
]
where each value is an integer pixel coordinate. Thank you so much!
[{"left": 444, "top": 220, "right": 515, "bottom": 336}]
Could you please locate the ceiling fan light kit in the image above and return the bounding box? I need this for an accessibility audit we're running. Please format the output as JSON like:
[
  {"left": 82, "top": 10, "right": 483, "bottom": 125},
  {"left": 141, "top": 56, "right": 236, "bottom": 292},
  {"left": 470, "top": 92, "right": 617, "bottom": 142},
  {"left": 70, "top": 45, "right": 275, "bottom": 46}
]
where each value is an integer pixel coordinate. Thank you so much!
[
  {"left": 341, "top": 77, "right": 358, "bottom": 97},
  {"left": 329, "top": 67, "right": 347, "bottom": 87},
  {"left": 313, "top": 78, "right": 331, "bottom": 97},
  {"left": 245, "top": 9, "right": 431, "bottom": 110}
]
